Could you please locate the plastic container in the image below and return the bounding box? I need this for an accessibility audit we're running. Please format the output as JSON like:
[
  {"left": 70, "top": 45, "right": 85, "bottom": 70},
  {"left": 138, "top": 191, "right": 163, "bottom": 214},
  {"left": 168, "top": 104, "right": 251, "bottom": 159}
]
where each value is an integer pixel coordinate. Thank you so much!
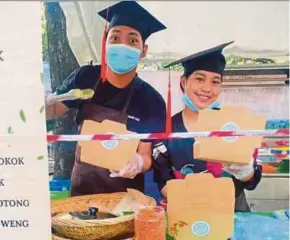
[
  {"left": 265, "top": 119, "right": 290, "bottom": 130},
  {"left": 50, "top": 179, "right": 71, "bottom": 200},
  {"left": 135, "top": 206, "right": 166, "bottom": 240},
  {"left": 50, "top": 191, "right": 70, "bottom": 200},
  {"left": 49, "top": 179, "right": 71, "bottom": 191},
  {"left": 277, "top": 159, "right": 289, "bottom": 173}
]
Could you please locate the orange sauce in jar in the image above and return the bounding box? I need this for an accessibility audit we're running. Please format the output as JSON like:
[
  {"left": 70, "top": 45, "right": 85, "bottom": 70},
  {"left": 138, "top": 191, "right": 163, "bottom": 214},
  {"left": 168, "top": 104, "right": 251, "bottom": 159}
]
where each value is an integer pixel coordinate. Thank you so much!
[{"left": 134, "top": 206, "right": 166, "bottom": 240}]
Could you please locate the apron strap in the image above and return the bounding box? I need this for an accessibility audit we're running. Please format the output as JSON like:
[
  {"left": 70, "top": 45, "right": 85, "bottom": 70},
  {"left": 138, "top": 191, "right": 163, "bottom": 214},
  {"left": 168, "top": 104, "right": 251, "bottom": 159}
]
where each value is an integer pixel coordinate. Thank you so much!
[
  {"left": 121, "top": 76, "right": 139, "bottom": 116},
  {"left": 88, "top": 73, "right": 102, "bottom": 103}
]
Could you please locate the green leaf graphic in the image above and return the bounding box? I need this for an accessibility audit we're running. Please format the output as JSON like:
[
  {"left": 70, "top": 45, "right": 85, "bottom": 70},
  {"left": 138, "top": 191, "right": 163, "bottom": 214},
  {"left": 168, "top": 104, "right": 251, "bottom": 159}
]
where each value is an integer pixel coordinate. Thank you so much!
[
  {"left": 7, "top": 127, "right": 13, "bottom": 134},
  {"left": 19, "top": 109, "right": 26, "bottom": 123},
  {"left": 37, "top": 155, "right": 44, "bottom": 160},
  {"left": 39, "top": 105, "right": 44, "bottom": 114},
  {"left": 40, "top": 73, "right": 44, "bottom": 85}
]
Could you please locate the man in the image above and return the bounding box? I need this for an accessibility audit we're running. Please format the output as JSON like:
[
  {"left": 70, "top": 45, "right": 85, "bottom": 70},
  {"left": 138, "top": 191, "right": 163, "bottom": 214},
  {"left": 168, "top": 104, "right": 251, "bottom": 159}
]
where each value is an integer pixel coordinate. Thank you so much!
[{"left": 46, "top": 1, "right": 167, "bottom": 196}]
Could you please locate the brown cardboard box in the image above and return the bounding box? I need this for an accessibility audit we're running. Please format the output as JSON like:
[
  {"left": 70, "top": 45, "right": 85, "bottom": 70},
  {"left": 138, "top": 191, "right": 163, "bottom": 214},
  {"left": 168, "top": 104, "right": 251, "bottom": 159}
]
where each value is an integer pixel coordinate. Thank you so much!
[
  {"left": 78, "top": 120, "right": 140, "bottom": 171},
  {"left": 167, "top": 173, "right": 235, "bottom": 240},
  {"left": 193, "top": 106, "right": 266, "bottom": 165}
]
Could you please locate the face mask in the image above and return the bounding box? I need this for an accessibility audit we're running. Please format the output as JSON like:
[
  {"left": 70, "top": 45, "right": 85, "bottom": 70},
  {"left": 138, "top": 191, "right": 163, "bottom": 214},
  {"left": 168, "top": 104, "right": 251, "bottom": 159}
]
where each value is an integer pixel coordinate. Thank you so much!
[
  {"left": 106, "top": 44, "right": 142, "bottom": 75},
  {"left": 182, "top": 93, "right": 200, "bottom": 112},
  {"left": 182, "top": 92, "right": 221, "bottom": 112}
]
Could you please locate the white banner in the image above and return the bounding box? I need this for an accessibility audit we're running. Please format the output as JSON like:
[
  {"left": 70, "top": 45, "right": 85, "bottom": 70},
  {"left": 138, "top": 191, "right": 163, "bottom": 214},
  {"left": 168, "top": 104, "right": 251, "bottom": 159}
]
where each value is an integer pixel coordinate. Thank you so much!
[
  {"left": 0, "top": 2, "right": 51, "bottom": 239},
  {"left": 219, "top": 86, "right": 289, "bottom": 119}
]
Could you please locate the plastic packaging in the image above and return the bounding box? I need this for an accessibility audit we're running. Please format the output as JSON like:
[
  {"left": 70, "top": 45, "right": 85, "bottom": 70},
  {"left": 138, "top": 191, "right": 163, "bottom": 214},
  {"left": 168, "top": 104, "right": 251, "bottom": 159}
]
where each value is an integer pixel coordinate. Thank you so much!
[{"left": 231, "top": 213, "right": 289, "bottom": 240}]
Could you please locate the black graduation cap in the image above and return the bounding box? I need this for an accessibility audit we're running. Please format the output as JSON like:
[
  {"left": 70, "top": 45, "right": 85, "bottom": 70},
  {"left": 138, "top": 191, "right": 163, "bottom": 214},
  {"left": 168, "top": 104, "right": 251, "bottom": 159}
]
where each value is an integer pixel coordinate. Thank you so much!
[
  {"left": 164, "top": 41, "right": 234, "bottom": 76},
  {"left": 98, "top": 1, "right": 166, "bottom": 41}
]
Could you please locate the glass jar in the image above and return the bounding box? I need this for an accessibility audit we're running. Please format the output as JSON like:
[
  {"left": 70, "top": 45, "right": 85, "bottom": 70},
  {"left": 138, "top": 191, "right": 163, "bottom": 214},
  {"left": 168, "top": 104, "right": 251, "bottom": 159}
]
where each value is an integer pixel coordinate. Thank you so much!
[{"left": 134, "top": 206, "right": 166, "bottom": 240}]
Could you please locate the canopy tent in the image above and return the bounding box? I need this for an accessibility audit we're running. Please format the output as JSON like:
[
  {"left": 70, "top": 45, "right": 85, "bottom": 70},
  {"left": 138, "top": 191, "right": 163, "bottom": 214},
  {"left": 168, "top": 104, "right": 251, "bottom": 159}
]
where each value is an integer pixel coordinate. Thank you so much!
[
  {"left": 57, "top": 1, "right": 289, "bottom": 118},
  {"left": 59, "top": 1, "right": 289, "bottom": 65}
]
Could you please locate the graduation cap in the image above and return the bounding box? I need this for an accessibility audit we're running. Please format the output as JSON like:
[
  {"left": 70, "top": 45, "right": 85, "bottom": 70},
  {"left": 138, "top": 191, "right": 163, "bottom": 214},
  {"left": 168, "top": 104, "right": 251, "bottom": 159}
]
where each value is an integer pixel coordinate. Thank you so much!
[
  {"left": 98, "top": 1, "right": 166, "bottom": 41},
  {"left": 98, "top": 1, "right": 166, "bottom": 81},
  {"left": 165, "top": 41, "right": 234, "bottom": 76},
  {"left": 164, "top": 42, "right": 234, "bottom": 136}
]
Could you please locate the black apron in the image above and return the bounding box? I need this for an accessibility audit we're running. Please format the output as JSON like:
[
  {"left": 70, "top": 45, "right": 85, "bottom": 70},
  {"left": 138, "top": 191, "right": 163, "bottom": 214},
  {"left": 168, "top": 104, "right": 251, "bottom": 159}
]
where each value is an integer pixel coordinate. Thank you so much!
[
  {"left": 235, "top": 191, "right": 251, "bottom": 212},
  {"left": 70, "top": 76, "right": 144, "bottom": 197}
]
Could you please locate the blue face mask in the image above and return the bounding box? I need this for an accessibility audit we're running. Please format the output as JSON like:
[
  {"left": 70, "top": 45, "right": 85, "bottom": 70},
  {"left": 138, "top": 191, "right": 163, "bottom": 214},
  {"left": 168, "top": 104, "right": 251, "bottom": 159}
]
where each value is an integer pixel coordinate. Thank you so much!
[
  {"left": 182, "top": 93, "right": 221, "bottom": 112},
  {"left": 106, "top": 44, "right": 141, "bottom": 75}
]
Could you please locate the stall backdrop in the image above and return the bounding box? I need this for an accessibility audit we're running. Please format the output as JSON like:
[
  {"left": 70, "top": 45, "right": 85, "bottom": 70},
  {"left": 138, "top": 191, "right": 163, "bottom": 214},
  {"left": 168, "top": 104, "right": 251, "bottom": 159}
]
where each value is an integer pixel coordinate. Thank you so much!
[{"left": 58, "top": 1, "right": 289, "bottom": 118}]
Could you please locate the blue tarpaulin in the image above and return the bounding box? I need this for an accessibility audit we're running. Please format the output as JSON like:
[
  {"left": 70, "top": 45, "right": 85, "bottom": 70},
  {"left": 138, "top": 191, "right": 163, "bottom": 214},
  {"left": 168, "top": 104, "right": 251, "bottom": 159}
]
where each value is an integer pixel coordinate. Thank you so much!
[{"left": 232, "top": 212, "right": 289, "bottom": 240}]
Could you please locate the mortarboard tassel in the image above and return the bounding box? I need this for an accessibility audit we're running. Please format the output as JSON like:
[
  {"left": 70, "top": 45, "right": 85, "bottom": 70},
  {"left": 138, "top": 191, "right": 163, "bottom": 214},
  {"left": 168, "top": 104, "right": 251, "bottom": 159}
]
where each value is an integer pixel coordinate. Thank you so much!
[
  {"left": 252, "top": 148, "right": 258, "bottom": 163},
  {"left": 165, "top": 68, "right": 172, "bottom": 136},
  {"left": 100, "top": 8, "right": 109, "bottom": 82}
]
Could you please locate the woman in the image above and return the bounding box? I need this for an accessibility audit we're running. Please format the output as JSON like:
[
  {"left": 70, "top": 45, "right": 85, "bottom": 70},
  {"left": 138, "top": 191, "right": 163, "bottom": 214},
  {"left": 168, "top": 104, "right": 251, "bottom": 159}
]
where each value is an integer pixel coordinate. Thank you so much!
[{"left": 153, "top": 42, "right": 262, "bottom": 212}]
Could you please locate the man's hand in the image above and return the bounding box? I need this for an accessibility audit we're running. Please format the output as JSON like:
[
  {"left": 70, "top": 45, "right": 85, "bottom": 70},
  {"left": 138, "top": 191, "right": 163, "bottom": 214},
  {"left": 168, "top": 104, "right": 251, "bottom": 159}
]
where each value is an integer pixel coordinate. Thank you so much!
[
  {"left": 45, "top": 92, "right": 69, "bottom": 120},
  {"left": 109, "top": 153, "right": 144, "bottom": 179},
  {"left": 223, "top": 158, "right": 255, "bottom": 182}
]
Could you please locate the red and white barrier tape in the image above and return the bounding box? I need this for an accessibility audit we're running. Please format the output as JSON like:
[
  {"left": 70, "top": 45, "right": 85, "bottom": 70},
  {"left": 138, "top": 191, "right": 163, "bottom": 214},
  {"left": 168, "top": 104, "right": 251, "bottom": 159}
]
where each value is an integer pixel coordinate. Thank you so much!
[{"left": 46, "top": 129, "right": 289, "bottom": 142}]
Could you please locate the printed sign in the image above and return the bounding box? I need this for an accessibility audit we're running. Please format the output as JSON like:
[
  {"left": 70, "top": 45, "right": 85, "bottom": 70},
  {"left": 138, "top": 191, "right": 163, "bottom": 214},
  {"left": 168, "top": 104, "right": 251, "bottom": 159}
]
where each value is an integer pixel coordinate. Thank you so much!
[
  {"left": 219, "top": 87, "right": 289, "bottom": 119},
  {"left": 223, "top": 74, "right": 287, "bottom": 81},
  {"left": 0, "top": 2, "right": 51, "bottom": 240}
]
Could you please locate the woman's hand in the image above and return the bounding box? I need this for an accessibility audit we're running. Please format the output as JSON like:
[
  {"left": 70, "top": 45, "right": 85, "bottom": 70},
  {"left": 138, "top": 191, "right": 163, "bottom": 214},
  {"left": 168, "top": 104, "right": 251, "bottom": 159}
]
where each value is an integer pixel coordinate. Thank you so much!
[
  {"left": 109, "top": 153, "right": 144, "bottom": 179},
  {"left": 223, "top": 158, "right": 255, "bottom": 182}
]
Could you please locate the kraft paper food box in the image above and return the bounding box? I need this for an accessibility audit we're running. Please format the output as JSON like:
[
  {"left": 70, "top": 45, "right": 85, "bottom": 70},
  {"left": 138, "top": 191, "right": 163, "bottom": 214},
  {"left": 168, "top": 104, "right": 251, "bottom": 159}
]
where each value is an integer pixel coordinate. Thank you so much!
[
  {"left": 192, "top": 106, "right": 266, "bottom": 165},
  {"left": 78, "top": 120, "right": 139, "bottom": 171},
  {"left": 167, "top": 173, "right": 235, "bottom": 240}
]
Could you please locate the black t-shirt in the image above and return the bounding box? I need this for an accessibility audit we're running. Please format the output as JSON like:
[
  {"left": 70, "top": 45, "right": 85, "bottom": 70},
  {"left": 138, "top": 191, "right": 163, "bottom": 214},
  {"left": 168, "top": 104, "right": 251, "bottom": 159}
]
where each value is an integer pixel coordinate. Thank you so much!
[{"left": 56, "top": 64, "right": 166, "bottom": 136}]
